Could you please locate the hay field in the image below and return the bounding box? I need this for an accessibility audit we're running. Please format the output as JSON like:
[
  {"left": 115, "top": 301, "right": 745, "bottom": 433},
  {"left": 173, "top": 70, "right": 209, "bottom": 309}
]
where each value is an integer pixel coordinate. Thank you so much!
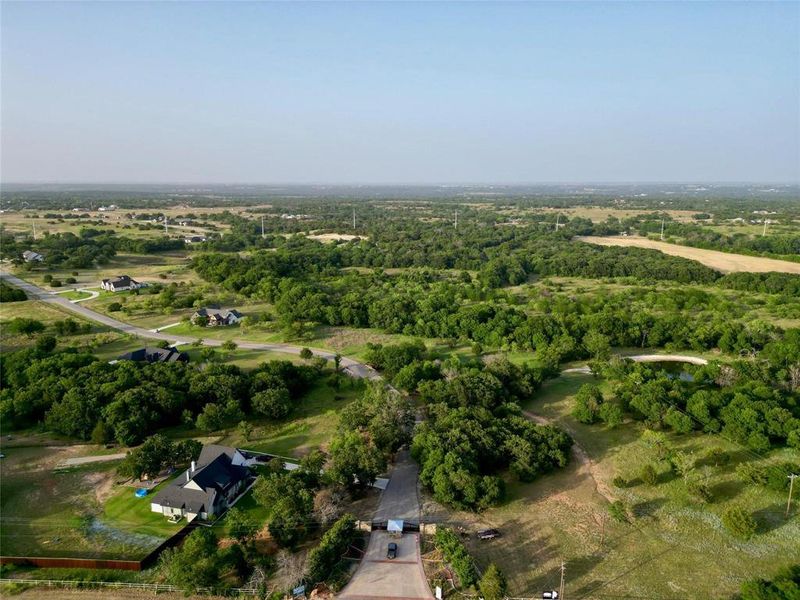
[{"left": 578, "top": 236, "right": 800, "bottom": 274}]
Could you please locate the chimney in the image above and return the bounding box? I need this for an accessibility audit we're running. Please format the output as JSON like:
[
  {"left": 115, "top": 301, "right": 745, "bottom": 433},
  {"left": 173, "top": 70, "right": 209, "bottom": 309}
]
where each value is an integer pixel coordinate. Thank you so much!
[{"left": 191, "top": 461, "right": 196, "bottom": 473}]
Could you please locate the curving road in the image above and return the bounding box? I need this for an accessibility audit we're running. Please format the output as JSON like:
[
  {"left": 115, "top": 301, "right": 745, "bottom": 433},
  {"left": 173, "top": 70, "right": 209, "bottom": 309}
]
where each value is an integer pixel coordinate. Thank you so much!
[{"left": 0, "top": 271, "right": 380, "bottom": 380}]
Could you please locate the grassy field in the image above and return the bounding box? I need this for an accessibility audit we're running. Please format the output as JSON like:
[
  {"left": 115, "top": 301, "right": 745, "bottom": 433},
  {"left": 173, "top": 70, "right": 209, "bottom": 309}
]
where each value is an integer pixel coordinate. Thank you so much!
[
  {"left": 0, "top": 446, "right": 173, "bottom": 560},
  {"left": 578, "top": 235, "right": 800, "bottom": 274},
  {"left": 428, "top": 373, "right": 800, "bottom": 599},
  {"left": 15, "top": 252, "right": 199, "bottom": 288},
  {"left": 215, "top": 378, "right": 366, "bottom": 458},
  {"left": 103, "top": 475, "right": 184, "bottom": 539}
]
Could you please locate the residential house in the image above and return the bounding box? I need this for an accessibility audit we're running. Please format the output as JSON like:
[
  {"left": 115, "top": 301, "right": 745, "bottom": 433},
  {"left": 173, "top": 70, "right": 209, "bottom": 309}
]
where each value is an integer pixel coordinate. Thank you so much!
[
  {"left": 101, "top": 275, "right": 142, "bottom": 292},
  {"left": 150, "top": 445, "right": 253, "bottom": 522},
  {"left": 22, "top": 250, "right": 44, "bottom": 263},
  {"left": 118, "top": 347, "right": 189, "bottom": 364},
  {"left": 191, "top": 308, "right": 243, "bottom": 326}
]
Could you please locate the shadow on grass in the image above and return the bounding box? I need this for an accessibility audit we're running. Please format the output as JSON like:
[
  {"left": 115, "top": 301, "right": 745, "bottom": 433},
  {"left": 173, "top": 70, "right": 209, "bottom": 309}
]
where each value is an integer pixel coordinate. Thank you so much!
[{"left": 754, "top": 503, "right": 793, "bottom": 534}]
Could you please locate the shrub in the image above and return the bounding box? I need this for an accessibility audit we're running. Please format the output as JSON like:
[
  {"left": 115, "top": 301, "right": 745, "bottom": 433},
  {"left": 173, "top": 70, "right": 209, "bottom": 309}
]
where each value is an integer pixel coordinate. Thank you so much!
[
  {"left": 640, "top": 463, "right": 658, "bottom": 486},
  {"left": 65, "top": 277, "right": 77, "bottom": 284},
  {"left": 608, "top": 500, "right": 629, "bottom": 523},
  {"left": 722, "top": 506, "right": 757, "bottom": 539},
  {"left": 478, "top": 563, "right": 507, "bottom": 600},
  {"left": 433, "top": 528, "right": 477, "bottom": 588},
  {"left": 49, "top": 279, "right": 62, "bottom": 288},
  {"left": 687, "top": 479, "right": 713, "bottom": 503},
  {"left": 43, "top": 274, "right": 53, "bottom": 283},
  {"left": 305, "top": 515, "right": 356, "bottom": 584},
  {"left": 108, "top": 302, "right": 123, "bottom": 312},
  {"left": 612, "top": 475, "right": 629, "bottom": 488}
]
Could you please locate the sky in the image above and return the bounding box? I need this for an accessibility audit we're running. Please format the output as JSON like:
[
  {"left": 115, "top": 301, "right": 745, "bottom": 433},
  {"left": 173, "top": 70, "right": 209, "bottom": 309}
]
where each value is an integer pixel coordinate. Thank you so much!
[{"left": 1, "top": 1, "right": 798, "bottom": 184}]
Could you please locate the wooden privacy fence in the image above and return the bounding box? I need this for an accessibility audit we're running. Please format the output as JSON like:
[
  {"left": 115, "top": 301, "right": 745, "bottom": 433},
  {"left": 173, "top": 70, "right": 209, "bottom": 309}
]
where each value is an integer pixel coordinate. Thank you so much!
[
  {"left": 0, "top": 521, "right": 197, "bottom": 572},
  {"left": 0, "top": 578, "right": 266, "bottom": 596}
]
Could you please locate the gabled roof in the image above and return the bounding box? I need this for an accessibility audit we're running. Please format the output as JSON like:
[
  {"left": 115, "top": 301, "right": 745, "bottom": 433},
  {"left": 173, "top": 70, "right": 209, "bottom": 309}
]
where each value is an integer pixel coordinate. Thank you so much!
[
  {"left": 194, "top": 308, "right": 242, "bottom": 320},
  {"left": 118, "top": 347, "right": 188, "bottom": 363},
  {"left": 151, "top": 444, "right": 250, "bottom": 515},
  {"left": 102, "top": 275, "right": 139, "bottom": 288}
]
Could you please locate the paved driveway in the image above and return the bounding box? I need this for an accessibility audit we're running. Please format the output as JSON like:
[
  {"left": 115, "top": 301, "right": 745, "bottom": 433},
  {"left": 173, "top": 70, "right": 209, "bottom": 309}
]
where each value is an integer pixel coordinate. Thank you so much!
[
  {"left": 338, "top": 531, "right": 432, "bottom": 600},
  {"left": 339, "top": 450, "right": 432, "bottom": 599}
]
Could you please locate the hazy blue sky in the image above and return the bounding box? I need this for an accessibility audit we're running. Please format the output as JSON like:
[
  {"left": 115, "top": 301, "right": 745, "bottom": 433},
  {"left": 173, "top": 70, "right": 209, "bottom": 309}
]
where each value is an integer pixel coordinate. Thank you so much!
[{"left": 2, "top": 1, "right": 798, "bottom": 183}]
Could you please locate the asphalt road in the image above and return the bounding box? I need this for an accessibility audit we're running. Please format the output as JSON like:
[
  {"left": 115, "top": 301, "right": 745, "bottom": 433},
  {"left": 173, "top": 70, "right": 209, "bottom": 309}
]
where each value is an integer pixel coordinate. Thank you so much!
[
  {"left": 0, "top": 271, "right": 381, "bottom": 380},
  {"left": 374, "top": 449, "right": 421, "bottom": 522}
]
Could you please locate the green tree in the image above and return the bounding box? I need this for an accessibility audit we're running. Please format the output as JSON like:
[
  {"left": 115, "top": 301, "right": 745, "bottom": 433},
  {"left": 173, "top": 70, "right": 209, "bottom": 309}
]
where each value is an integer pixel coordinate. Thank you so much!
[
  {"left": 7, "top": 318, "right": 45, "bottom": 337},
  {"left": 572, "top": 384, "right": 603, "bottom": 424},
  {"left": 479, "top": 563, "right": 508, "bottom": 600},
  {"left": 252, "top": 386, "right": 292, "bottom": 419},
  {"left": 225, "top": 507, "right": 259, "bottom": 544},
  {"left": 328, "top": 430, "right": 386, "bottom": 491},
  {"left": 196, "top": 403, "right": 224, "bottom": 432},
  {"left": 300, "top": 347, "right": 313, "bottom": 360},
  {"left": 159, "top": 527, "right": 222, "bottom": 593}
]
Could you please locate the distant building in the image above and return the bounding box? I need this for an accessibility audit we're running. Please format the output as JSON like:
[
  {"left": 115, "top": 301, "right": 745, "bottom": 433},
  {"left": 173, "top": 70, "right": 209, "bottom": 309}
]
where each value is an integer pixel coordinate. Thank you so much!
[
  {"left": 101, "top": 275, "right": 143, "bottom": 292},
  {"left": 98, "top": 205, "right": 118, "bottom": 212},
  {"left": 191, "top": 308, "right": 243, "bottom": 326},
  {"left": 22, "top": 250, "right": 44, "bottom": 263},
  {"left": 118, "top": 347, "right": 189, "bottom": 364},
  {"left": 184, "top": 235, "right": 206, "bottom": 244},
  {"left": 149, "top": 445, "right": 254, "bottom": 522}
]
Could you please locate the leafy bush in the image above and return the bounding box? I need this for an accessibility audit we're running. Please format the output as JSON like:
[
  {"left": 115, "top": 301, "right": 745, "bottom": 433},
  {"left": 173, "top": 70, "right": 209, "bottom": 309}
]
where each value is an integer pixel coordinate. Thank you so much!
[
  {"left": 434, "top": 528, "right": 477, "bottom": 588},
  {"left": 108, "top": 302, "right": 122, "bottom": 312},
  {"left": 722, "top": 506, "right": 757, "bottom": 539},
  {"left": 608, "top": 500, "right": 629, "bottom": 523},
  {"left": 640, "top": 463, "right": 658, "bottom": 486},
  {"left": 305, "top": 514, "right": 356, "bottom": 584},
  {"left": 740, "top": 564, "right": 800, "bottom": 600}
]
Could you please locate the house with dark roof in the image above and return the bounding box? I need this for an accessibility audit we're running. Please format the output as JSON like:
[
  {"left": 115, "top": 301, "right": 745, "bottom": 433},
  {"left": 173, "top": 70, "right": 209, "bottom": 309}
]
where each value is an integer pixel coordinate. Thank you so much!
[
  {"left": 22, "top": 250, "right": 44, "bottom": 262},
  {"left": 191, "top": 308, "right": 243, "bottom": 326},
  {"left": 101, "top": 275, "right": 143, "bottom": 292},
  {"left": 118, "top": 347, "right": 189, "bottom": 364},
  {"left": 150, "top": 445, "right": 254, "bottom": 522}
]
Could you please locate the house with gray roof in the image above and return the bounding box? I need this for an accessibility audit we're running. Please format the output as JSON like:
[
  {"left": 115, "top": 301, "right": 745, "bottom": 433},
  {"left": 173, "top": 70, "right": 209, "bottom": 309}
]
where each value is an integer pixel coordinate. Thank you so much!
[
  {"left": 150, "top": 445, "right": 253, "bottom": 522},
  {"left": 118, "top": 347, "right": 189, "bottom": 364},
  {"left": 191, "top": 307, "right": 243, "bottom": 326},
  {"left": 101, "top": 275, "right": 143, "bottom": 292}
]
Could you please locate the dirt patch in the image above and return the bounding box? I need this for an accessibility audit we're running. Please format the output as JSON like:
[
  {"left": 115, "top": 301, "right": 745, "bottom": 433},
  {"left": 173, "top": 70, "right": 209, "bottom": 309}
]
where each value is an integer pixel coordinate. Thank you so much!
[
  {"left": 577, "top": 236, "right": 800, "bottom": 274},
  {"left": 522, "top": 410, "right": 613, "bottom": 503},
  {"left": 307, "top": 233, "right": 367, "bottom": 243},
  {"left": 84, "top": 469, "right": 117, "bottom": 504}
]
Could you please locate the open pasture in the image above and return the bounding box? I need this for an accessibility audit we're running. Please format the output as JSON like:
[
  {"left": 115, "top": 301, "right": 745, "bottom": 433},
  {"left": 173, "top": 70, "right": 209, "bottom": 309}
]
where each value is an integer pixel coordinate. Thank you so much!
[{"left": 578, "top": 235, "right": 800, "bottom": 274}]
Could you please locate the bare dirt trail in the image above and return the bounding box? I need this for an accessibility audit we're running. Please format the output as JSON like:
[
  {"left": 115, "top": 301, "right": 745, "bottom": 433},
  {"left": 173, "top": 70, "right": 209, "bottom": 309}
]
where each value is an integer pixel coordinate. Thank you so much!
[{"left": 577, "top": 235, "right": 800, "bottom": 274}]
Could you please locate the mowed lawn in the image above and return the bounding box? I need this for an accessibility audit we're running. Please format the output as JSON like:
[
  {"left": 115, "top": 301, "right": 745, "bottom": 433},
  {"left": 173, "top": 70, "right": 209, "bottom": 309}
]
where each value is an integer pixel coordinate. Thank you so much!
[
  {"left": 446, "top": 373, "right": 800, "bottom": 599},
  {"left": 103, "top": 475, "right": 184, "bottom": 539}
]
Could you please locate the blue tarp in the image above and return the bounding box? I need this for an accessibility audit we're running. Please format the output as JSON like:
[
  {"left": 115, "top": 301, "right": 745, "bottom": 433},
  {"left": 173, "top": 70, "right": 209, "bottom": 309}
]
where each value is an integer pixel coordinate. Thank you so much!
[{"left": 135, "top": 488, "right": 148, "bottom": 498}]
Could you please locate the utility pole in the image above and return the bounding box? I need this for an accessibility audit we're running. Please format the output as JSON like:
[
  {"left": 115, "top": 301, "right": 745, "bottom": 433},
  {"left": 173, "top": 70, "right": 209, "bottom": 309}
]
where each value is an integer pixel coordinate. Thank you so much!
[
  {"left": 164, "top": 215, "right": 168, "bottom": 235},
  {"left": 31, "top": 220, "right": 36, "bottom": 240},
  {"left": 555, "top": 214, "right": 560, "bottom": 232},
  {"left": 261, "top": 215, "right": 265, "bottom": 238},
  {"left": 352, "top": 207, "right": 356, "bottom": 230},
  {"left": 762, "top": 219, "right": 768, "bottom": 237},
  {"left": 660, "top": 218, "right": 665, "bottom": 241},
  {"left": 559, "top": 561, "right": 566, "bottom": 600},
  {"left": 787, "top": 473, "right": 798, "bottom": 517},
  {"left": 454, "top": 208, "right": 458, "bottom": 230}
]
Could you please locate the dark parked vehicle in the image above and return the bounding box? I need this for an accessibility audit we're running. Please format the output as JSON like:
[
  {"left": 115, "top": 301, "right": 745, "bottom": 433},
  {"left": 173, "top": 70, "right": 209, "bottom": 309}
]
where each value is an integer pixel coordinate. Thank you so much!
[
  {"left": 387, "top": 542, "right": 398, "bottom": 559},
  {"left": 477, "top": 528, "right": 501, "bottom": 540}
]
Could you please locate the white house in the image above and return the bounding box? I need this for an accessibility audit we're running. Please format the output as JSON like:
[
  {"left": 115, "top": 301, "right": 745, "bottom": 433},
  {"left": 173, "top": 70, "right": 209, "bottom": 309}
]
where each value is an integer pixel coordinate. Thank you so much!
[
  {"left": 149, "top": 445, "right": 252, "bottom": 522},
  {"left": 101, "top": 275, "right": 142, "bottom": 292}
]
